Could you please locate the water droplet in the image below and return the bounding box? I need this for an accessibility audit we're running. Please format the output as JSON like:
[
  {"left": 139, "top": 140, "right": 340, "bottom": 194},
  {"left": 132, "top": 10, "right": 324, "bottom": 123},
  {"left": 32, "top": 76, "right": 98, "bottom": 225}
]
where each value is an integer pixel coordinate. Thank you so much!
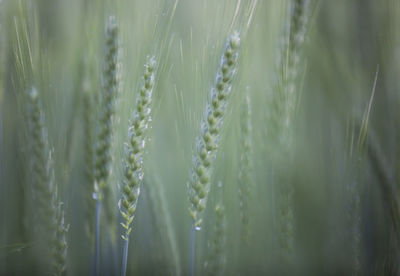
[
  {"left": 137, "top": 172, "right": 144, "bottom": 181},
  {"left": 195, "top": 226, "right": 201, "bottom": 231}
]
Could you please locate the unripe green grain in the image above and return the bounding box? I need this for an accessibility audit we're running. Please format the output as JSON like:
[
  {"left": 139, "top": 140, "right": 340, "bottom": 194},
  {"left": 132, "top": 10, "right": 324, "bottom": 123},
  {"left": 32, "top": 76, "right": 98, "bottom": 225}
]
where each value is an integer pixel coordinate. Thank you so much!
[
  {"left": 270, "top": 0, "right": 310, "bottom": 147},
  {"left": 82, "top": 76, "right": 96, "bottom": 239},
  {"left": 119, "top": 56, "right": 156, "bottom": 241},
  {"left": 51, "top": 201, "right": 69, "bottom": 276},
  {"left": 27, "top": 87, "right": 54, "bottom": 232},
  {"left": 267, "top": 0, "right": 311, "bottom": 262},
  {"left": 237, "top": 93, "right": 253, "bottom": 242},
  {"left": 118, "top": 56, "right": 156, "bottom": 276},
  {"left": 93, "top": 16, "right": 119, "bottom": 276},
  {"left": 205, "top": 203, "right": 226, "bottom": 276},
  {"left": 27, "top": 87, "right": 68, "bottom": 274},
  {"left": 188, "top": 32, "right": 241, "bottom": 227},
  {"left": 94, "top": 16, "right": 119, "bottom": 198}
]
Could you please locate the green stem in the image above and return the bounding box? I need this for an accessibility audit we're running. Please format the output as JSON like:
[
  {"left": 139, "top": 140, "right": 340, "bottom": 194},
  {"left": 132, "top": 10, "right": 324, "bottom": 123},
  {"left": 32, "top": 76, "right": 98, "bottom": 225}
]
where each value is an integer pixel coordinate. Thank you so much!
[
  {"left": 121, "top": 238, "right": 129, "bottom": 276},
  {"left": 189, "top": 224, "right": 196, "bottom": 276},
  {"left": 94, "top": 200, "right": 101, "bottom": 276}
]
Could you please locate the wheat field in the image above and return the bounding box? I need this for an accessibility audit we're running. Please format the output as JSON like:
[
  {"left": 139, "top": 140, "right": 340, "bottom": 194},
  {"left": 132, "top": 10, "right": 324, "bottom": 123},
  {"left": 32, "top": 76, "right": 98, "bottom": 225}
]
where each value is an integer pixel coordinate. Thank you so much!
[{"left": 1, "top": 0, "right": 400, "bottom": 275}]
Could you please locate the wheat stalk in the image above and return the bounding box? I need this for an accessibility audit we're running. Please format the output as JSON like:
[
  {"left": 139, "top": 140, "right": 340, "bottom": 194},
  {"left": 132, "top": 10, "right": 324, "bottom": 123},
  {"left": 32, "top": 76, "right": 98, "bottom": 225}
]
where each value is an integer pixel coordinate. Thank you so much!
[
  {"left": 187, "top": 31, "right": 240, "bottom": 276},
  {"left": 93, "top": 15, "right": 119, "bottom": 276},
  {"left": 118, "top": 56, "right": 156, "bottom": 276},
  {"left": 268, "top": 0, "right": 311, "bottom": 263},
  {"left": 146, "top": 175, "right": 181, "bottom": 276},
  {"left": 27, "top": 86, "right": 69, "bottom": 274}
]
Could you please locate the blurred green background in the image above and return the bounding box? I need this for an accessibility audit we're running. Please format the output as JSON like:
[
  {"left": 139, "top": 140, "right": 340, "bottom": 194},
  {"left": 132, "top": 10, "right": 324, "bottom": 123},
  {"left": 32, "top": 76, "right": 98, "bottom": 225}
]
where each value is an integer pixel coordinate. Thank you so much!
[{"left": 1, "top": 0, "right": 400, "bottom": 275}]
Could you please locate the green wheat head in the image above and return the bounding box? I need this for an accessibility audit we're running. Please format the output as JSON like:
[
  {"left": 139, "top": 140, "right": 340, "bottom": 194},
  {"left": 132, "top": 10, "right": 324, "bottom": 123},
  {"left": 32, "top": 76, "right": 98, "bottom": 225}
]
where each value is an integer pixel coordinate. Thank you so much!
[
  {"left": 94, "top": 15, "right": 119, "bottom": 199},
  {"left": 270, "top": 0, "right": 310, "bottom": 149},
  {"left": 188, "top": 32, "right": 241, "bottom": 228},
  {"left": 205, "top": 203, "right": 226, "bottom": 276},
  {"left": 27, "top": 87, "right": 68, "bottom": 274},
  {"left": 51, "top": 200, "right": 69, "bottom": 276},
  {"left": 27, "top": 87, "right": 55, "bottom": 234},
  {"left": 238, "top": 92, "right": 253, "bottom": 242},
  {"left": 83, "top": 74, "right": 96, "bottom": 239},
  {"left": 119, "top": 56, "right": 156, "bottom": 240},
  {"left": 269, "top": 0, "right": 311, "bottom": 262}
]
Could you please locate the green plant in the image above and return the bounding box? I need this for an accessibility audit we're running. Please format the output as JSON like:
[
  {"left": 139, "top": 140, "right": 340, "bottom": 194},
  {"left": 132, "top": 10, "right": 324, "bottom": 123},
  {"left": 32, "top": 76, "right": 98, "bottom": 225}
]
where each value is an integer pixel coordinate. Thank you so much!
[
  {"left": 237, "top": 92, "right": 253, "bottom": 243},
  {"left": 82, "top": 72, "right": 96, "bottom": 240},
  {"left": 187, "top": 31, "right": 240, "bottom": 276},
  {"left": 93, "top": 15, "right": 119, "bottom": 276},
  {"left": 146, "top": 174, "right": 181, "bottom": 276},
  {"left": 205, "top": 202, "right": 225, "bottom": 276},
  {"left": 268, "top": 0, "right": 311, "bottom": 262},
  {"left": 187, "top": 32, "right": 241, "bottom": 228},
  {"left": 3, "top": 1, "right": 400, "bottom": 275},
  {"left": 119, "top": 56, "right": 156, "bottom": 276},
  {"left": 27, "top": 87, "right": 69, "bottom": 275},
  {"left": 51, "top": 200, "right": 69, "bottom": 276},
  {"left": 345, "top": 67, "right": 379, "bottom": 275},
  {"left": 27, "top": 87, "right": 54, "bottom": 235}
]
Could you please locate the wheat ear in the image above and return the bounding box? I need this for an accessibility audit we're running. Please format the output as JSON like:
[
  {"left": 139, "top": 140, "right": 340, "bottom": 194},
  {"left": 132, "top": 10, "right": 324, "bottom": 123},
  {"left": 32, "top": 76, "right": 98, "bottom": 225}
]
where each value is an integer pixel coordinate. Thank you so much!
[
  {"left": 119, "top": 56, "right": 156, "bottom": 276},
  {"left": 205, "top": 203, "right": 226, "bottom": 276},
  {"left": 27, "top": 87, "right": 54, "bottom": 233},
  {"left": 188, "top": 32, "right": 241, "bottom": 228},
  {"left": 51, "top": 200, "right": 69, "bottom": 276},
  {"left": 238, "top": 92, "right": 253, "bottom": 243},
  {"left": 28, "top": 87, "right": 69, "bottom": 274},
  {"left": 83, "top": 77, "right": 96, "bottom": 240},
  {"left": 269, "top": 0, "right": 310, "bottom": 262},
  {"left": 94, "top": 15, "right": 118, "bottom": 200},
  {"left": 187, "top": 31, "right": 240, "bottom": 276},
  {"left": 93, "top": 15, "right": 119, "bottom": 276}
]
